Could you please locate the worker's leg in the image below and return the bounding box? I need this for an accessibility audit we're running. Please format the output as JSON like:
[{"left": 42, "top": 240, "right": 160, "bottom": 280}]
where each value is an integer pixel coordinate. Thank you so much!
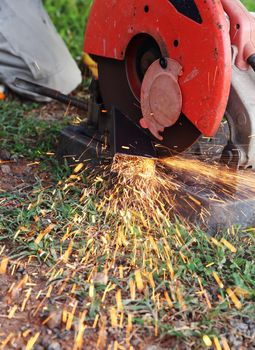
[{"left": 0, "top": 0, "right": 82, "bottom": 101}]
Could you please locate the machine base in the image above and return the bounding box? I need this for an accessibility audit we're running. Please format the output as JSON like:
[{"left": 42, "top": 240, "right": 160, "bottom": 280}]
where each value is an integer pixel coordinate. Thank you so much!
[
  {"left": 57, "top": 108, "right": 158, "bottom": 163},
  {"left": 57, "top": 125, "right": 111, "bottom": 164}
]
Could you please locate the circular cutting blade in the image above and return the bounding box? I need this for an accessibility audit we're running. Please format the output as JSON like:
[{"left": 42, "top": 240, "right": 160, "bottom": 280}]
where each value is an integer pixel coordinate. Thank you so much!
[{"left": 97, "top": 56, "right": 201, "bottom": 157}]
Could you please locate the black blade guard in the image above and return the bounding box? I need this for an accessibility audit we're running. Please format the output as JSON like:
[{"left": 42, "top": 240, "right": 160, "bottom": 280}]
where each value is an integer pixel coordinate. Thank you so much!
[{"left": 112, "top": 108, "right": 157, "bottom": 158}]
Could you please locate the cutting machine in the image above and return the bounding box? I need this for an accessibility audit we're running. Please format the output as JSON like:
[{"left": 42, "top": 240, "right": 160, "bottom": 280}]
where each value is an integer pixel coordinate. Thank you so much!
[
  {"left": 14, "top": 0, "right": 255, "bottom": 169},
  {"left": 83, "top": 0, "right": 255, "bottom": 168}
]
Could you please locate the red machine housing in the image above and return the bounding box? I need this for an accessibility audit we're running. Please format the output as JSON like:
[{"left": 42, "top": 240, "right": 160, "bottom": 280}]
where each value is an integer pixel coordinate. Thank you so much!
[{"left": 84, "top": 0, "right": 232, "bottom": 138}]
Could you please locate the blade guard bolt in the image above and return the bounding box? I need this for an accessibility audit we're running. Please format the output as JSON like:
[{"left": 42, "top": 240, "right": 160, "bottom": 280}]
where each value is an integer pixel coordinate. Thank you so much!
[{"left": 159, "top": 57, "right": 168, "bottom": 69}]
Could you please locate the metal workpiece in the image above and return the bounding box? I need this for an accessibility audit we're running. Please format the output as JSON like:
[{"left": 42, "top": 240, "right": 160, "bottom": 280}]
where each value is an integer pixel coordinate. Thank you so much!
[
  {"left": 14, "top": 78, "right": 88, "bottom": 111},
  {"left": 180, "top": 183, "right": 255, "bottom": 233}
]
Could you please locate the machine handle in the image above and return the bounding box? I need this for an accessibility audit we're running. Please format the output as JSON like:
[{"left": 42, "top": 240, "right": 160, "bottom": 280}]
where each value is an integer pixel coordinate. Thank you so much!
[{"left": 221, "top": 0, "right": 255, "bottom": 70}]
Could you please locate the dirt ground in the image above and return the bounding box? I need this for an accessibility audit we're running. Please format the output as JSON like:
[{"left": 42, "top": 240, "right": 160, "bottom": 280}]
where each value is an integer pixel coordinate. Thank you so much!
[{"left": 0, "top": 101, "right": 255, "bottom": 350}]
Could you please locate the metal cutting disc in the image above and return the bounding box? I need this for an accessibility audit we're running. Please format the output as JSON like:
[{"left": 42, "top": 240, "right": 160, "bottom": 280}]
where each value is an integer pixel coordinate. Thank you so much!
[{"left": 97, "top": 56, "right": 201, "bottom": 156}]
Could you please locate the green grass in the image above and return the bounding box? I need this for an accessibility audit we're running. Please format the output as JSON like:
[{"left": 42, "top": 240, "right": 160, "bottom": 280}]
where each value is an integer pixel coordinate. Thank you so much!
[
  {"left": 0, "top": 99, "right": 70, "bottom": 160},
  {"left": 243, "top": 0, "right": 255, "bottom": 11}
]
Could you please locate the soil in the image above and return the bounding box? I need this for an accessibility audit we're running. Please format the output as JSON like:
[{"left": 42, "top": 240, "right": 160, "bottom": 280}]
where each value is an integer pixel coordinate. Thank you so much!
[
  {"left": 0, "top": 100, "right": 254, "bottom": 350},
  {"left": 0, "top": 160, "right": 48, "bottom": 193}
]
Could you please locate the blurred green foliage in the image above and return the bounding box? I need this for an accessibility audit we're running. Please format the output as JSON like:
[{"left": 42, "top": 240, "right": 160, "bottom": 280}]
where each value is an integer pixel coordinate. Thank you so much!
[
  {"left": 44, "top": 0, "right": 93, "bottom": 60},
  {"left": 242, "top": 0, "right": 255, "bottom": 11}
]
